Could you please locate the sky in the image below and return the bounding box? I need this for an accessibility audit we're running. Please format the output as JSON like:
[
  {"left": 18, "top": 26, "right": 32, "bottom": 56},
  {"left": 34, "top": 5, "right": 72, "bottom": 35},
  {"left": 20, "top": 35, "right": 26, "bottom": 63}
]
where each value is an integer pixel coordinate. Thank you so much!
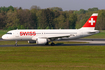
[{"left": 0, "top": 0, "right": 105, "bottom": 11}]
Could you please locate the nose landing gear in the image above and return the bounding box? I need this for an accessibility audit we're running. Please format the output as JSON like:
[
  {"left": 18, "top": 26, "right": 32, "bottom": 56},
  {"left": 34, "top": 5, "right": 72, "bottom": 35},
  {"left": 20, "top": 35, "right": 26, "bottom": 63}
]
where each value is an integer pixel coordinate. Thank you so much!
[{"left": 15, "top": 40, "right": 18, "bottom": 46}]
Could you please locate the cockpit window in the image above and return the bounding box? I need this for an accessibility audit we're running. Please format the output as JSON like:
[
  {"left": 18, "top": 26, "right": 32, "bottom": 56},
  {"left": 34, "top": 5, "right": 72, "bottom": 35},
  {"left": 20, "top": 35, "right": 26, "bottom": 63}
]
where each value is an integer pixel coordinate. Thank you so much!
[{"left": 6, "top": 33, "right": 12, "bottom": 34}]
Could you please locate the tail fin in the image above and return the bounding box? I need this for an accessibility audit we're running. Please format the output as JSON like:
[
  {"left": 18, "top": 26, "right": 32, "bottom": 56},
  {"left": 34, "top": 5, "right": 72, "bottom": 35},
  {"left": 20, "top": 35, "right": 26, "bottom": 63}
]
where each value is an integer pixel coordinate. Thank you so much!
[{"left": 80, "top": 13, "right": 98, "bottom": 30}]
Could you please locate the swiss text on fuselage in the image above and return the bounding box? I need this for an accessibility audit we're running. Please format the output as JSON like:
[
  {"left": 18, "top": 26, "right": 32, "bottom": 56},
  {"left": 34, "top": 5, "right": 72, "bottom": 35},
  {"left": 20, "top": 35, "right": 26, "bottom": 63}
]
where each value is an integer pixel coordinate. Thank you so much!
[{"left": 20, "top": 32, "right": 36, "bottom": 36}]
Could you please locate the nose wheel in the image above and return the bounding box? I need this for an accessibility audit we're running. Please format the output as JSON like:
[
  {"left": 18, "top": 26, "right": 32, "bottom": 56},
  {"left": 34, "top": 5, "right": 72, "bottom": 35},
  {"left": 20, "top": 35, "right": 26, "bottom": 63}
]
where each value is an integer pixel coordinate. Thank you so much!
[{"left": 15, "top": 40, "right": 18, "bottom": 46}]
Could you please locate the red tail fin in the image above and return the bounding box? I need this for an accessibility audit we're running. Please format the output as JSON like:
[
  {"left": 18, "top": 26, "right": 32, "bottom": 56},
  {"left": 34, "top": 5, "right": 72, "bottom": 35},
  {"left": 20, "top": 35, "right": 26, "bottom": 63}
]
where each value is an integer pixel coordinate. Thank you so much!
[{"left": 80, "top": 13, "right": 98, "bottom": 30}]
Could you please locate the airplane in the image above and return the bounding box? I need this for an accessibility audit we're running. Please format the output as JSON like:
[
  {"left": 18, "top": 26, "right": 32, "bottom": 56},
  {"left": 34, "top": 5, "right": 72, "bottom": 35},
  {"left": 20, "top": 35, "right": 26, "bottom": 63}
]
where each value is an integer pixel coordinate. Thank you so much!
[{"left": 2, "top": 13, "right": 99, "bottom": 46}]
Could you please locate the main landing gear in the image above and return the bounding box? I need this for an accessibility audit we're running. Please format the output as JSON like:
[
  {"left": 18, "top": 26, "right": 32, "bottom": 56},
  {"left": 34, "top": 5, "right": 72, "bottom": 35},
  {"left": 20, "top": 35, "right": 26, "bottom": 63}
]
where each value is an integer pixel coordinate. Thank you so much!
[
  {"left": 45, "top": 42, "right": 55, "bottom": 46},
  {"left": 51, "top": 42, "right": 55, "bottom": 46}
]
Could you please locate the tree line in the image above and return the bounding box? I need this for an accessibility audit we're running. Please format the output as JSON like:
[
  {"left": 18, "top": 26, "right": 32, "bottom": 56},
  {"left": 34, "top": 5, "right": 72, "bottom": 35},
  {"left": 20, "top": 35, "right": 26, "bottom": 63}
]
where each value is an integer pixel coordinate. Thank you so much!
[{"left": 0, "top": 6, "right": 105, "bottom": 30}]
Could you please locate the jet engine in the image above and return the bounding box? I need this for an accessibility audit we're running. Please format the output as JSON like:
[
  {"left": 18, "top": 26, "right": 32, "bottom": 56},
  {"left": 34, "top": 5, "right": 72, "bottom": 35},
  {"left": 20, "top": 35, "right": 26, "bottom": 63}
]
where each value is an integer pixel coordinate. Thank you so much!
[{"left": 36, "top": 38, "right": 48, "bottom": 45}]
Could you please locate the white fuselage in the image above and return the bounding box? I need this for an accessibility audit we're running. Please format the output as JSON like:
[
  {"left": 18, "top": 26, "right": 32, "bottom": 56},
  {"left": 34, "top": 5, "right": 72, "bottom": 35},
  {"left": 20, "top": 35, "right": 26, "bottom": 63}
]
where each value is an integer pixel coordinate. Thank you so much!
[{"left": 2, "top": 29, "right": 99, "bottom": 41}]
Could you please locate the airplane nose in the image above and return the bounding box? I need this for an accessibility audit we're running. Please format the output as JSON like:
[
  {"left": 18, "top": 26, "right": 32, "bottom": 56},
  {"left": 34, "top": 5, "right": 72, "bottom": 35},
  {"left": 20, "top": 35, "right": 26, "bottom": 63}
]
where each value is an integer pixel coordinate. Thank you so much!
[
  {"left": 2, "top": 35, "right": 7, "bottom": 40},
  {"left": 2, "top": 35, "right": 5, "bottom": 39}
]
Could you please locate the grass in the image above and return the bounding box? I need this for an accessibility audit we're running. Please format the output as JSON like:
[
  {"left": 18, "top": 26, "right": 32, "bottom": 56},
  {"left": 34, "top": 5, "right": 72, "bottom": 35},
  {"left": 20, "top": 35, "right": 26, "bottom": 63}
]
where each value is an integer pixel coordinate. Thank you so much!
[
  {"left": 0, "top": 29, "right": 105, "bottom": 70},
  {"left": 0, "top": 46, "right": 105, "bottom": 70},
  {"left": 0, "top": 30, "right": 105, "bottom": 70}
]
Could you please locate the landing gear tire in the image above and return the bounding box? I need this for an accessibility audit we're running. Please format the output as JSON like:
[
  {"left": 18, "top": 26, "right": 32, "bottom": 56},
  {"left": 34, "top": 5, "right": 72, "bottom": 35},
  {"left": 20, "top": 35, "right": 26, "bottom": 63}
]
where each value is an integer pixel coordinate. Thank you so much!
[
  {"left": 15, "top": 44, "right": 18, "bottom": 46},
  {"left": 15, "top": 40, "right": 18, "bottom": 46},
  {"left": 45, "top": 42, "right": 49, "bottom": 45},
  {"left": 51, "top": 42, "right": 55, "bottom": 46}
]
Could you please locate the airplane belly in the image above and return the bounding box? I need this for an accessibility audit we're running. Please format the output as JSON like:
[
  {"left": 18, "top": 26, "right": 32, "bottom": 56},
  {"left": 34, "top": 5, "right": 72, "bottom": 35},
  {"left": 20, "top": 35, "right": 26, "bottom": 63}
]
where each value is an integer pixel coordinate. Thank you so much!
[{"left": 10, "top": 36, "right": 32, "bottom": 40}]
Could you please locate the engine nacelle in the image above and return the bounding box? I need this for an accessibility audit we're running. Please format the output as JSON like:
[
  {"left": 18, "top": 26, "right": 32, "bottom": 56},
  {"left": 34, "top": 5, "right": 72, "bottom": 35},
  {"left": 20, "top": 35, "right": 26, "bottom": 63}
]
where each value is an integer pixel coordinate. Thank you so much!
[
  {"left": 28, "top": 40, "right": 36, "bottom": 43},
  {"left": 36, "top": 38, "right": 48, "bottom": 45}
]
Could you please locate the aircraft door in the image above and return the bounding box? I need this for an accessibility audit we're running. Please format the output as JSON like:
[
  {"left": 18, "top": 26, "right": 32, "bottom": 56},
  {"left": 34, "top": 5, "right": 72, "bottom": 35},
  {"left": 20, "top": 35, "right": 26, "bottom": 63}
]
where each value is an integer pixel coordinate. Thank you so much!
[{"left": 15, "top": 31, "right": 19, "bottom": 37}]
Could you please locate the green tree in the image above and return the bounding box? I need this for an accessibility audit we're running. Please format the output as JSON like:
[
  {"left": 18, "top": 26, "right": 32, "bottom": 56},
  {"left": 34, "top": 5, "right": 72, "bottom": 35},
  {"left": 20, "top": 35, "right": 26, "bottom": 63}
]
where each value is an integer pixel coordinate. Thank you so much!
[
  {"left": 96, "top": 10, "right": 105, "bottom": 30},
  {"left": 54, "top": 15, "right": 65, "bottom": 29},
  {"left": 88, "top": 7, "right": 98, "bottom": 12},
  {"left": 49, "top": 7, "right": 63, "bottom": 11},
  {"left": 30, "top": 9, "right": 38, "bottom": 29},
  {"left": 0, "top": 12, "right": 6, "bottom": 29},
  {"left": 38, "top": 9, "right": 54, "bottom": 29},
  {"left": 17, "top": 9, "right": 34, "bottom": 28},
  {"left": 6, "top": 10, "right": 19, "bottom": 29},
  {"left": 79, "top": 9, "right": 86, "bottom": 14},
  {"left": 68, "top": 14, "right": 77, "bottom": 29},
  {"left": 30, "top": 5, "right": 40, "bottom": 10}
]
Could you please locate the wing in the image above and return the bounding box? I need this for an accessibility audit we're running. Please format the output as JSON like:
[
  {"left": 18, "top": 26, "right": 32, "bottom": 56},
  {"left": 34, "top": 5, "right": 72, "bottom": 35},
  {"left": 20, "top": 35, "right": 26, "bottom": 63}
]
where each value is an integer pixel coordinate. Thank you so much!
[
  {"left": 47, "top": 35, "right": 70, "bottom": 41},
  {"left": 32, "top": 34, "right": 70, "bottom": 41}
]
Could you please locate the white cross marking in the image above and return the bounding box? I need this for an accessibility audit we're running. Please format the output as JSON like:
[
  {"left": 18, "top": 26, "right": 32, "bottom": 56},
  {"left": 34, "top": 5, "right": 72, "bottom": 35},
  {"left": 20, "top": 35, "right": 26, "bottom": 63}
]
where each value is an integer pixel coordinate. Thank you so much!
[{"left": 89, "top": 18, "right": 95, "bottom": 25}]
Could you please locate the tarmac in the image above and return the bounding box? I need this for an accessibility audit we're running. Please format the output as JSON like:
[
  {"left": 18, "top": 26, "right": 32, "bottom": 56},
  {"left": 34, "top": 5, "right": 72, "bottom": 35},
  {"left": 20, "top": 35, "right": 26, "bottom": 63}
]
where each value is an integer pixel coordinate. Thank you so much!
[{"left": 0, "top": 38, "right": 105, "bottom": 47}]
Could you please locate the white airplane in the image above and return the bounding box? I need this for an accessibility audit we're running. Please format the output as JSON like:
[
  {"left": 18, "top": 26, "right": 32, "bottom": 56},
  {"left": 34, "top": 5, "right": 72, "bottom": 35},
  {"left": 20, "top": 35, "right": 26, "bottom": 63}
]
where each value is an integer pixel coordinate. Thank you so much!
[{"left": 2, "top": 13, "right": 99, "bottom": 46}]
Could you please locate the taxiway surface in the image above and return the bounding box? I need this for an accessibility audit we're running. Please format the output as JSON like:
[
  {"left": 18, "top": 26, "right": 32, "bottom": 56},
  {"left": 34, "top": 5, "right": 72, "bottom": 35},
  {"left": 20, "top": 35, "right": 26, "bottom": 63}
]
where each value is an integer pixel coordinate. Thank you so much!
[{"left": 0, "top": 38, "right": 105, "bottom": 47}]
